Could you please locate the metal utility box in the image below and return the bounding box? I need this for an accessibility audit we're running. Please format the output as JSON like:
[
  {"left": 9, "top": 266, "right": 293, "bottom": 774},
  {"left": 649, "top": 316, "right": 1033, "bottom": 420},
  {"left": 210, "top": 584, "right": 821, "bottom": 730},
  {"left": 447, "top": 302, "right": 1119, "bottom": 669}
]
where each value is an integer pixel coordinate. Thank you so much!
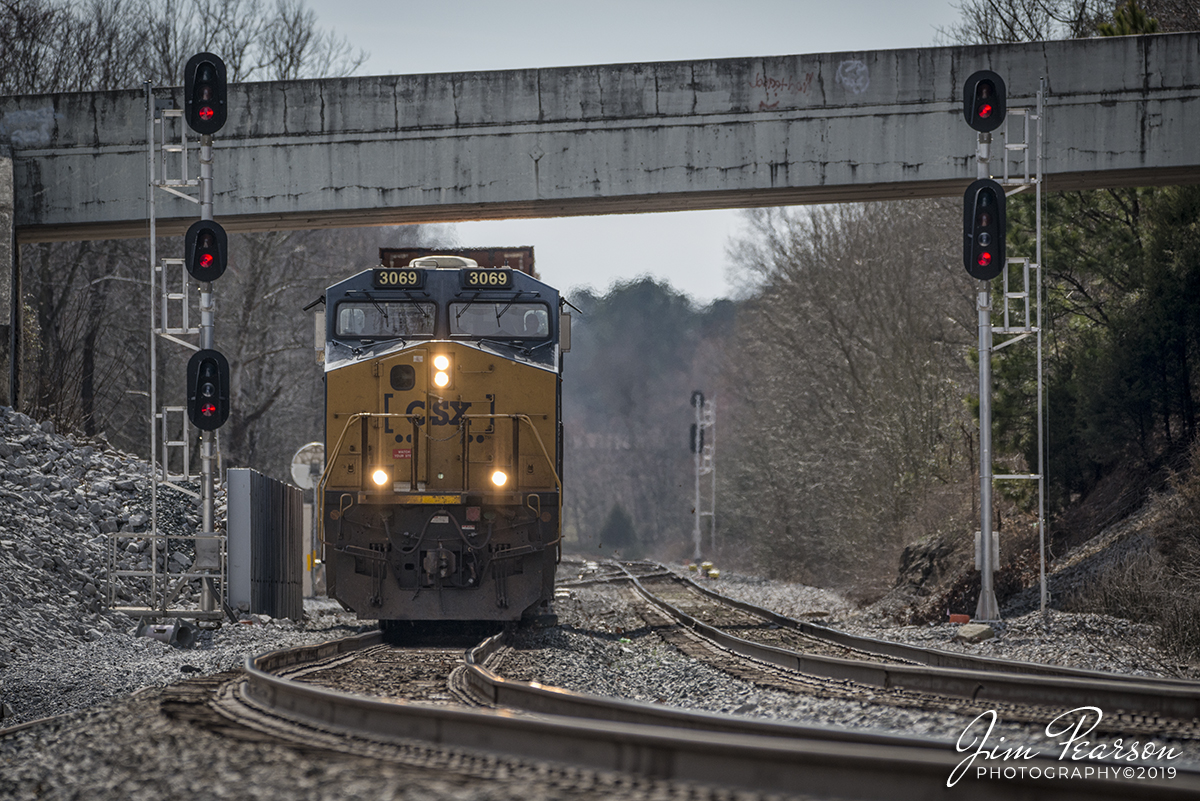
[{"left": 227, "top": 468, "right": 304, "bottom": 619}]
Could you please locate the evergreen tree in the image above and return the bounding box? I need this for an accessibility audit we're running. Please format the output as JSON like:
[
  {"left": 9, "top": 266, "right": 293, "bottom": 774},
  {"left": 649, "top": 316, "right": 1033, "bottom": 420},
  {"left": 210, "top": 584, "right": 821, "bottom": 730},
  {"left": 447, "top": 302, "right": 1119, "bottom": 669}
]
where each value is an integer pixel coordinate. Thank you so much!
[{"left": 597, "top": 503, "right": 639, "bottom": 557}]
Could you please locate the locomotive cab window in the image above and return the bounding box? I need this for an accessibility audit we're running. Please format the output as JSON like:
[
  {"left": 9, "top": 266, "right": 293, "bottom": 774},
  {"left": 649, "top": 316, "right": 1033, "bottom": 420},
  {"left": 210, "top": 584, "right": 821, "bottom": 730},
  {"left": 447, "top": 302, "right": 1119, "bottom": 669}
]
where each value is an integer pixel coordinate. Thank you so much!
[
  {"left": 449, "top": 302, "right": 550, "bottom": 340},
  {"left": 336, "top": 302, "right": 436, "bottom": 338}
]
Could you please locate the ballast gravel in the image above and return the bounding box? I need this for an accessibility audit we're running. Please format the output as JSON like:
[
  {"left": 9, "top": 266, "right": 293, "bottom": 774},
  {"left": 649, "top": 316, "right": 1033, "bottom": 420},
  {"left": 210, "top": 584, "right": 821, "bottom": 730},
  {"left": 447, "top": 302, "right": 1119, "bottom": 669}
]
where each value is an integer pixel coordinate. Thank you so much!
[
  {"left": 2, "top": 687, "right": 734, "bottom": 801},
  {"left": 0, "top": 406, "right": 375, "bottom": 729},
  {"left": 504, "top": 581, "right": 1200, "bottom": 765},
  {"left": 2, "top": 403, "right": 1198, "bottom": 797},
  {"left": 692, "top": 569, "right": 1190, "bottom": 679},
  {"left": 0, "top": 597, "right": 369, "bottom": 726}
]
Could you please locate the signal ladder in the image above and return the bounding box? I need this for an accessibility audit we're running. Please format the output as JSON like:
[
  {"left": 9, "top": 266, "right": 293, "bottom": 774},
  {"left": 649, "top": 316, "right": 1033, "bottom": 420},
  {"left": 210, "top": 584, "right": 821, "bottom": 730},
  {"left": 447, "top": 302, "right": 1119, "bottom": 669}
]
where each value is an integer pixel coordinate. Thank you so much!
[
  {"left": 105, "top": 87, "right": 226, "bottom": 622},
  {"left": 985, "top": 79, "right": 1049, "bottom": 618}
]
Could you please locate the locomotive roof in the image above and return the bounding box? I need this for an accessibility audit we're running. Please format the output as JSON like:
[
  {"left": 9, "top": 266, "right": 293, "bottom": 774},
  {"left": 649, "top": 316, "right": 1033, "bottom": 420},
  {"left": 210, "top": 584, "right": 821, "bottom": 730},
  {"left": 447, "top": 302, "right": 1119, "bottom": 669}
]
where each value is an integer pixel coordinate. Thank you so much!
[
  {"left": 327, "top": 260, "right": 557, "bottom": 299},
  {"left": 323, "top": 261, "right": 562, "bottom": 373}
]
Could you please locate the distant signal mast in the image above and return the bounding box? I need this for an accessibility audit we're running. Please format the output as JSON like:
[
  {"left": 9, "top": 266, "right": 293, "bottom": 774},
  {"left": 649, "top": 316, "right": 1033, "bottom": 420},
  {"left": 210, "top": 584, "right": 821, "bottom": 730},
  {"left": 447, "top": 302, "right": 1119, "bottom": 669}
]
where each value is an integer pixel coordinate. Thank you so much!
[{"left": 690, "top": 391, "right": 716, "bottom": 560}]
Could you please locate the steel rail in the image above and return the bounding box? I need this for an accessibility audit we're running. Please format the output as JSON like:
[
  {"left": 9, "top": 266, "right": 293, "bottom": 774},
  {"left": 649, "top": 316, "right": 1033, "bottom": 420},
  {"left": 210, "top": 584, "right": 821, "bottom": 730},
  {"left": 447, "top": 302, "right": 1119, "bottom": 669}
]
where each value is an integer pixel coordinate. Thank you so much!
[
  {"left": 459, "top": 630, "right": 947, "bottom": 748},
  {"left": 662, "top": 565, "right": 1200, "bottom": 687},
  {"left": 234, "top": 631, "right": 1200, "bottom": 801},
  {"left": 621, "top": 566, "right": 1200, "bottom": 721}
]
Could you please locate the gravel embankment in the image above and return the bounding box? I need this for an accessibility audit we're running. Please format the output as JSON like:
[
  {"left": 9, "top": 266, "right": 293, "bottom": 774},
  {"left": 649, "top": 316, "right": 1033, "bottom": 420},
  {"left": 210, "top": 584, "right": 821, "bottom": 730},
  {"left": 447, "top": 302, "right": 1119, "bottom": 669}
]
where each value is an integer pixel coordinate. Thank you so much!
[
  {"left": 691, "top": 568, "right": 1191, "bottom": 679},
  {"left": 1, "top": 597, "right": 369, "bottom": 726},
  {"left": 0, "top": 406, "right": 375, "bottom": 728}
]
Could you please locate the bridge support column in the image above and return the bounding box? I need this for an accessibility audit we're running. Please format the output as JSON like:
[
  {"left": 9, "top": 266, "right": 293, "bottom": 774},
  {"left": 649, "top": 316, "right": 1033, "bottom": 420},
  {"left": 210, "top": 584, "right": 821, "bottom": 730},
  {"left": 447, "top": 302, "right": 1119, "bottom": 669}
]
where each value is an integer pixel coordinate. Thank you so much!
[{"left": 0, "top": 148, "right": 14, "bottom": 408}]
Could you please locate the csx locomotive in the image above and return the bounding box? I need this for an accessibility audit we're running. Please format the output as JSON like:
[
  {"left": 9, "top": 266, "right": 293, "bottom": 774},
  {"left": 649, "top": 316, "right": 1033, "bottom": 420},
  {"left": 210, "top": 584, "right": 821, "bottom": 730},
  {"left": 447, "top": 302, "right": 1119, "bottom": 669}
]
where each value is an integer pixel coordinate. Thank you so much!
[{"left": 318, "top": 252, "right": 566, "bottom": 625}]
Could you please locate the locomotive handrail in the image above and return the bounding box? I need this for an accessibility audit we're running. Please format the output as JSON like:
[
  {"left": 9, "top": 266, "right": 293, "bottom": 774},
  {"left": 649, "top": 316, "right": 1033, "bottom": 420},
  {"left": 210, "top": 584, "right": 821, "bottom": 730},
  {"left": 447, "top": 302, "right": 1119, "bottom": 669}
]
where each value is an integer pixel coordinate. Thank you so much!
[
  {"left": 316, "top": 411, "right": 422, "bottom": 544},
  {"left": 316, "top": 411, "right": 561, "bottom": 550},
  {"left": 462, "top": 413, "right": 563, "bottom": 549}
]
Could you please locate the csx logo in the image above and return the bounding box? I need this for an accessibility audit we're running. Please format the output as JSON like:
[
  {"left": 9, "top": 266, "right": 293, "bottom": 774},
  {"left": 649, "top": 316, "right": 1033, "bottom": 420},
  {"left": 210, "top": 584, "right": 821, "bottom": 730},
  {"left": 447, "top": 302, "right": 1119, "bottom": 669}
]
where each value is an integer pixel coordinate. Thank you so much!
[
  {"left": 407, "top": 398, "right": 472, "bottom": 426},
  {"left": 383, "top": 393, "right": 494, "bottom": 432},
  {"left": 398, "top": 397, "right": 471, "bottom": 427}
]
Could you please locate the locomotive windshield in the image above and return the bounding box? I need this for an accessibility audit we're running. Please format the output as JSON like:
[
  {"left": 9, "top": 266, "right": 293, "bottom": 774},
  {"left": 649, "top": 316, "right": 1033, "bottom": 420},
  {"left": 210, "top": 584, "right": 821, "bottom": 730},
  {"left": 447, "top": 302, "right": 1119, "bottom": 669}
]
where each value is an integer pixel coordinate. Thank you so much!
[
  {"left": 336, "top": 301, "right": 436, "bottom": 338},
  {"left": 450, "top": 302, "right": 550, "bottom": 340}
]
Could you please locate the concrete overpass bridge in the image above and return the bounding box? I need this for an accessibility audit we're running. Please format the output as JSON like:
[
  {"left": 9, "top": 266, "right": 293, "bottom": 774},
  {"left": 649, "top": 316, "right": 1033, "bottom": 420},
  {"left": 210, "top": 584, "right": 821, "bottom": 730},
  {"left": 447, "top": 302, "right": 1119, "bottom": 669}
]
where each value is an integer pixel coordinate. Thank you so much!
[{"left": 2, "top": 31, "right": 1197, "bottom": 245}]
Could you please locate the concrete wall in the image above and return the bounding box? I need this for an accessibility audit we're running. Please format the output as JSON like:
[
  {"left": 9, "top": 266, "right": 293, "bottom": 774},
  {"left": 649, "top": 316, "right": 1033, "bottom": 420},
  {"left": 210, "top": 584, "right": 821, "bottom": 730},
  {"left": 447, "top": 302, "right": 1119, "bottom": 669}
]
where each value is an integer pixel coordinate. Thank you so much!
[{"left": 1, "top": 32, "right": 1198, "bottom": 243}]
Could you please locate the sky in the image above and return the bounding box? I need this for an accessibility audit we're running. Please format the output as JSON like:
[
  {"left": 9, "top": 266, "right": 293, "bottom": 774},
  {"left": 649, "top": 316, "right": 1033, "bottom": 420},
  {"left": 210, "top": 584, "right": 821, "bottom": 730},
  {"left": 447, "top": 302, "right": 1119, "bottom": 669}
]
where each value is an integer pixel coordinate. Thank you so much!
[{"left": 303, "top": 0, "right": 964, "bottom": 303}]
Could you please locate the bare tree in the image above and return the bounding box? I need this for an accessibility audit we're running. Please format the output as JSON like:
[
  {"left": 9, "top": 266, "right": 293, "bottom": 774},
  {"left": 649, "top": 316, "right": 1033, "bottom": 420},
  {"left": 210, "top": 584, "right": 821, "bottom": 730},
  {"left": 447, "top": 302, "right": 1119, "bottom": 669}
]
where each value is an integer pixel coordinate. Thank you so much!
[
  {"left": 722, "top": 201, "right": 977, "bottom": 589},
  {"left": 1, "top": 0, "right": 367, "bottom": 92},
  {"left": 560, "top": 282, "right": 733, "bottom": 557},
  {"left": 936, "top": 0, "right": 1109, "bottom": 44},
  {"left": 5, "top": 0, "right": 372, "bottom": 464},
  {"left": 255, "top": 0, "right": 366, "bottom": 81}
]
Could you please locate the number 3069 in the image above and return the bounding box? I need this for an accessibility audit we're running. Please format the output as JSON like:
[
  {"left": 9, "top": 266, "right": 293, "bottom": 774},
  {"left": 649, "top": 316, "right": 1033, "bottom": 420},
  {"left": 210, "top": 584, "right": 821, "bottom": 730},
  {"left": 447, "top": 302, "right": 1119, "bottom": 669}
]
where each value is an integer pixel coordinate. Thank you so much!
[
  {"left": 378, "top": 270, "right": 418, "bottom": 285},
  {"left": 467, "top": 270, "right": 508, "bottom": 286}
]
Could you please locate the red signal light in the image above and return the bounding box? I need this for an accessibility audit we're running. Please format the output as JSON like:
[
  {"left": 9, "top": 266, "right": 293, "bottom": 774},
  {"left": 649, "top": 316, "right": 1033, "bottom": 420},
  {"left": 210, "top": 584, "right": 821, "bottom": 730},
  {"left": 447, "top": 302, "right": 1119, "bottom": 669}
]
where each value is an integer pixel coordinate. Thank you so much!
[
  {"left": 977, "top": 252, "right": 993, "bottom": 268},
  {"left": 200, "top": 253, "right": 214, "bottom": 269},
  {"left": 201, "top": 402, "right": 217, "bottom": 417},
  {"left": 199, "top": 106, "right": 215, "bottom": 121},
  {"left": 978, "top": 103, "right": 993, "bottom": 119}
]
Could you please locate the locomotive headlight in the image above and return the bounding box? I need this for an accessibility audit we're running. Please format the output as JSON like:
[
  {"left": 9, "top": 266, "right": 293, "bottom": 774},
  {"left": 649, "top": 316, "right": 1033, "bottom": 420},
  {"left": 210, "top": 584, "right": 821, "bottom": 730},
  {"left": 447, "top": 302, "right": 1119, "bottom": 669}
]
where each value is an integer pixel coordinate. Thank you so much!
[
  {"left": 491, "top": 470, "right": 508, "bottom": 487},
  {"left": 372, "top": 468, "right": 390, "bottom": 487},
  {"left": 432, "top": 354, "right": 452, "bottom": 388}
]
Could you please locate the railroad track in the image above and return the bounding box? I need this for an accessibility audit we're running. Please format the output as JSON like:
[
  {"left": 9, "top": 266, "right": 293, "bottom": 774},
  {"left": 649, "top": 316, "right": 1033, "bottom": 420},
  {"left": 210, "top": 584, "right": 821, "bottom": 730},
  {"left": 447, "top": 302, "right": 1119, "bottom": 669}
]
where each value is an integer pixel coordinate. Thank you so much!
[
  {"left": 612, "top": 561, "right": 1200, "bottom": 735},
  {"left": 198, "top": 616, "right": 1200, "bottom": 799},
  {"left": 620, "top": 559, "right": 1199, "bottom": 682}
]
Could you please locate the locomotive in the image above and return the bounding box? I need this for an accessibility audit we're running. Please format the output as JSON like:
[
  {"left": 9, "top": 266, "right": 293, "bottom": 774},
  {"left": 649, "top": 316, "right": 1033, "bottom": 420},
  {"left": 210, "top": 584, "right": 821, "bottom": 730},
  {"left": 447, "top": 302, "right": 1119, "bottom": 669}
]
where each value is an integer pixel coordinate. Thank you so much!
[{"left": 318, "top": 251, "right": 566, "bottom": 626}]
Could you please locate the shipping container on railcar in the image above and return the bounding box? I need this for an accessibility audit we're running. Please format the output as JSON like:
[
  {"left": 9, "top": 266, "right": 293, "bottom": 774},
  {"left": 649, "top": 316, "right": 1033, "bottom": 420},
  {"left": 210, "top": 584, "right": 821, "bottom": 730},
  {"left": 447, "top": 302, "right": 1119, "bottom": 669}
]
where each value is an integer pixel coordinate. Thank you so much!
[{"left": 318, "top": 254, "right": 567, "bottom": 624}]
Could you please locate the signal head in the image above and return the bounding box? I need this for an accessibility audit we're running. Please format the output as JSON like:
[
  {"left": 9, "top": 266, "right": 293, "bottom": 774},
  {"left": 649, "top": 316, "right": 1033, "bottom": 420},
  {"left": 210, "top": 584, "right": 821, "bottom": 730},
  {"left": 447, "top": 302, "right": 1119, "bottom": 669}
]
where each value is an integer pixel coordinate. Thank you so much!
[
  {"left": 963, "top": 70, "right": 1006, "bottom": 133},
  {"left": 184, "top": 52, "right": 227, "bottom": 135},
  {"left": 184, "top": 219, "right": 228, "bottom": 282},
  {"left": 186, "top": 349, "right": 230, "bottom": 431},
  {"left": 963, "top": 178, "right": 1006, "bottom": 280}
]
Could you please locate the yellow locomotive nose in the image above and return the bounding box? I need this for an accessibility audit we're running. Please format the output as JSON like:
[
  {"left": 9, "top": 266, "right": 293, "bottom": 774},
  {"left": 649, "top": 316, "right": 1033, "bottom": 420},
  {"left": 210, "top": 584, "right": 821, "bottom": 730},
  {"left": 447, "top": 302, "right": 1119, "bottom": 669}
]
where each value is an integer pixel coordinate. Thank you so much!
[{"left": 321, "top": 255, "right": 563, "bottom": 625}]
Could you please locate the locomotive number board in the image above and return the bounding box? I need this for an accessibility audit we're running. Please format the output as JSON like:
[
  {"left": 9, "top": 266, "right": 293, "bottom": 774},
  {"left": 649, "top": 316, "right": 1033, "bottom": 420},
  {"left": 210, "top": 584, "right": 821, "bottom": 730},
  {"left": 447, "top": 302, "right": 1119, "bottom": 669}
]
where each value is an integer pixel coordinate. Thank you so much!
[
  {"left": 460, "top": 268, "right": 513, "bottom": 289},
  {"left": 373, "top": 268, "right": 426, "bottom": 289}
]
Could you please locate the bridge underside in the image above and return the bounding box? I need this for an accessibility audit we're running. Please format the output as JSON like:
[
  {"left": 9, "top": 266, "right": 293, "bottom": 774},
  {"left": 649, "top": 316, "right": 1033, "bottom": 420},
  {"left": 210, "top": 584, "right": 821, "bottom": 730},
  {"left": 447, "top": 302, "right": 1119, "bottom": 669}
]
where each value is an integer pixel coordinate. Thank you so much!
[{"left": 19, "top": 166, "right": 1200, "bottom": 244}]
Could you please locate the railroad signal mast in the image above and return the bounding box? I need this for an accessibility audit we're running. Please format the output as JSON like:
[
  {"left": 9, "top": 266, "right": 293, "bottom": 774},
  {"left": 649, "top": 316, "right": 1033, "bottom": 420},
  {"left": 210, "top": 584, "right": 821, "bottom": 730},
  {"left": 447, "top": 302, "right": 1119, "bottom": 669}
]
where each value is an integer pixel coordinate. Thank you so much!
[
  {"left": 184, "top": 51, "right": 231, "bottom": 617},
  {"left": 962, "top": 69, "right": 1048, "bottom": 622},
  {"left": 183, "top": 54, "right": 231, "bottom": 609},
  {"left": 110, "top": 52, "right": 233, "bottom": 622},
  {"left": 690, "top": 391, "right": 716, "bottom": 560}
]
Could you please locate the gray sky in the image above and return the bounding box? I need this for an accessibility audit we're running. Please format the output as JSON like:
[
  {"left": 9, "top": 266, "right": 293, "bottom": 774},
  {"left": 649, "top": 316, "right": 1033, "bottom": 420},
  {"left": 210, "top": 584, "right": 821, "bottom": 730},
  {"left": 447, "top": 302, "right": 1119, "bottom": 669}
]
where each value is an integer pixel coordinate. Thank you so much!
[{"left": 303, "top": 0, "right": 963, "bottom": 302}]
